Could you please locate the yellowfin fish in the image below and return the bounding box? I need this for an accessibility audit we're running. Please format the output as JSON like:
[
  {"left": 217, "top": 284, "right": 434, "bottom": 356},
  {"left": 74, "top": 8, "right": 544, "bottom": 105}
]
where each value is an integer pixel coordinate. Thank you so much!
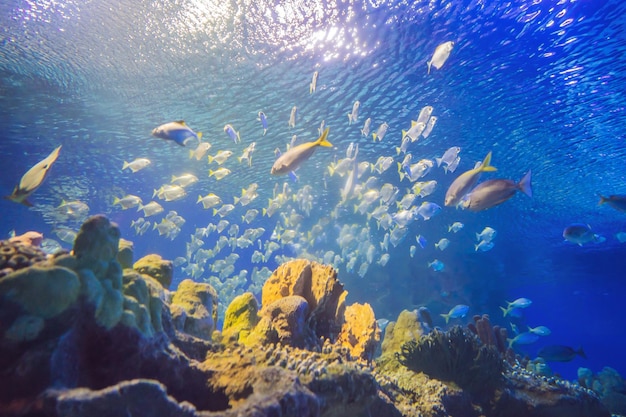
[
  {"left": 197, "top": 193, "right": 222, "bottom": 209},
  {"left": 444, "top": 151, "right": 496, "bottom": 207},
  {"left": 122, "top": 158, "right": 151, "bottom": 173},
  {"left": 5, "top": 145, "right": 61, "bottom": 207},
  {"left": 271, "top": 128, "right": 332, "bottom": 175},
  {"left": 189, "top": 142, "right": 211, "bottom": 160},
  {"left": 209, "top": 167, "right": 231, "bottom": 180},
  {"left": 427, "top": 41, "right": 454, "bottom": 74}
]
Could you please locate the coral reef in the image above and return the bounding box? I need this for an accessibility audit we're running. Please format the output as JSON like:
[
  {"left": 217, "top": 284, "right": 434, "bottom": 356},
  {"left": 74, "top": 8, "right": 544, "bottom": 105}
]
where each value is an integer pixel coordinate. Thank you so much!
[
  {"left": 578, "top": 366, "right": 626, "bottom": 415},
  {"left": 133, "top": 254, "right": 173, "bottom": 289},
  {"left": 0, "top": 215, "right": 612, "bottom": 417},
  {"left": 0, "top": 239, "right": 48, "bottom": 278}
]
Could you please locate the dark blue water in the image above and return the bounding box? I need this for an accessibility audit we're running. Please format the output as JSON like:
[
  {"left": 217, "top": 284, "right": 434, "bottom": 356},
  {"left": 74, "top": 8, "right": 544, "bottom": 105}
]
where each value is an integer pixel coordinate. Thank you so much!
[{"left": 1, "top": 0, "right": 626, "bottom": 381}]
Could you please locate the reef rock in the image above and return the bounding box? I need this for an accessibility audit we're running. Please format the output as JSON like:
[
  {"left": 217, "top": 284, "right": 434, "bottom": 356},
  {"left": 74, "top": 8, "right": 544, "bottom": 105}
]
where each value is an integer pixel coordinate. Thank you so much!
[
  {"left": 133, "top": 254, "right": 173, "bottom": 289},
  {"left": 262, "top": 259, "right": 347, "bottom": 341},
  {"left": 336, "top": 302, "right": 380, "bottom": 362},
  {"left": 73, "top": 215, "right": 121, "bottom": 278},
  {"left": 256, "top": 295, "right": 318, "bottom": 349},
  {"left": 221, "top": 292, "right": 259, "bottom": 344},
  {"left": 170, "top": 279, "right": 218, "bottom": 340},
  {"left": 380, "top": 309, "right": 424, "bottom": 358},
  {"left": 0, "top": 239, "right": 48, "bottom": 278},
  {"left": 116, "top": 238, "right": 134, "bottom": 270}
]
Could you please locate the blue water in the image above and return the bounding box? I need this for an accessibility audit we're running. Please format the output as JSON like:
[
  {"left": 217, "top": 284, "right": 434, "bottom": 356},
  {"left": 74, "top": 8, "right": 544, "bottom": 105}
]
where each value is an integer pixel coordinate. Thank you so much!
[{"left": 2, "top": 0, "right": 626, "bottom": 381}]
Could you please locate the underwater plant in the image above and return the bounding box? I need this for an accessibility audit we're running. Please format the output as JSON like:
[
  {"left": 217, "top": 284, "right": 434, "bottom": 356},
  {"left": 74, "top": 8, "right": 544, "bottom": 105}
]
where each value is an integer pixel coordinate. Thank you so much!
[{"left": 396, "top": 325, "right": 504, "bottom": 395}]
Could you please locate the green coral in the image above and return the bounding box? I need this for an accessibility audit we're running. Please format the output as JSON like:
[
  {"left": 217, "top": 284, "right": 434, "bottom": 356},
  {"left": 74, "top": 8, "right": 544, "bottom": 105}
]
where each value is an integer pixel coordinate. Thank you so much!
[
  {"left": 396, "top": 325, "right": 504, "bottom": 395},
  {"left": 133, "top": 254, "right": 173, "bottom": 289},
  {"left": 0, "top": 265, "right": 80, "bottom": 319}
]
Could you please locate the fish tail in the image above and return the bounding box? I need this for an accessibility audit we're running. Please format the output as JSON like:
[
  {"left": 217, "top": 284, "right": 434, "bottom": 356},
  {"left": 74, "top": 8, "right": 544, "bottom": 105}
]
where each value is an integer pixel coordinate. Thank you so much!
[
  {"left": 208, "top": 156, "right": 214, "bottom": 164},
  {"left": 122, "top": 161, "right": 129, "bottom": 170},
  {"left": 197, "top": 195, "right": 202, "bottom": 203},
  {"left": 113, "top": 197, "right": 120, "bottom": 206},
  {"left": 576, "top": 346, "right": 587, "bottom": 359},
  {"left": 372, "top": 133, "right": 378, "bottom": 142},
  {"left": 435, "top": 157, "right": 442, "bottom": 167},
  {"left": 598, "top": 194, "right": 608, "bottom": 206},
  {"left": 234, "top": 196, "right": 240, "bottom": 205},
  {"left": 347, "top": 113, "right": 352, "bottom": 124},
  {"left": 427, "top": 60, "right": 432, "bottom": 75},
  {"left": 197, "top": 132, "right": 203, "bottom": 143},
  {"left": 209, "top": 169, "right": 214, "bottom": 177},
  {"left": 439, "top": 313, "right": 450, "bottom": 324},
  {"left": 479, "top": 151, "right": 497, "bottom": 172},
  {"left": 212, "top": 208, "right": 218, "bottom": 216},
  {"left": 475, "top": 233, "right": 480, "bottom": 241},
  {"left": 189, "top": 150, "right": 194, "bottom": 159},
  {"left": 500, "top": 306, "right": 509, "bottom": 317},
  {"left": 518, "top": 170, "right": 533, "bottom": 198},
  {"left": 316, "top": 127, "right": 332, "bottom": 147}
]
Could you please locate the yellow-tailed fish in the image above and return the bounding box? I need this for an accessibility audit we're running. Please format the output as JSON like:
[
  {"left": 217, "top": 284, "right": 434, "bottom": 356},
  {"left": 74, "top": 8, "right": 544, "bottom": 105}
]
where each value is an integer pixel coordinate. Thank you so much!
[
  {"left": 270, "top": 127, "right": 332, "bottom": 175},
  {"left": 444, "top": 151, "right": 496, "bottom": 207}
]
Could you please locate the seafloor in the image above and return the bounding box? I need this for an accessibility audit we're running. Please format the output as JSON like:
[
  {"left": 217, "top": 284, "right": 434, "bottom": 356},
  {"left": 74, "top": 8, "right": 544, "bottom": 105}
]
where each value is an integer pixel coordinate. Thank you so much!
[{"left": 1, "top": 215, "right": 624, "bottom": 417}]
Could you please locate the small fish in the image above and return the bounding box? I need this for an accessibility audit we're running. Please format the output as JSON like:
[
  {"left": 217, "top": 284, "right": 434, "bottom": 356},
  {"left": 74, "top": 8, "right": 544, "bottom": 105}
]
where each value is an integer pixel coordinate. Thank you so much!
[
  {"left": 427, "top": 41, "right": 454, "bottom": 74},
  {"left": 417, "top": 201, "right": 441, "bottom": 220},
  {"left": 122, "top": 158, "right": 151, "bottom": 173},
  {"left": 378, "top": 253, "right": 390, "bottom": 266},
  {"left": 154, "top": 184, "right": 187, "bottom": 201},
  {"left": 508, "top": 331, "right": 539, "bottom": 348},
  {"left": 216, "top": 219, "right": 230, "bottom": 233},
  {"left": 528, "top": 325, "right": 551, "bottom": 336},
  {"left": 563, "top": 223, "right": 601, "bottom": 246},
  {"left": 445, "top": 151, "right": 497, "bottom": 207},
  {"left": 288, "top": 106, "right": 297, "bottom": 128},
  {"left": 5, "top": 145, "right": 62, "bottom": 207},
  {"left": 197, "top": 193, "right": 222, "bottom": 209},
  {"left": 242, "top": 208, "right": 259, "bottom": 224},
  {"left": 347, "top": 100, "right": 360, "bottom": 125},
  {"left": 476, "top": 226, "right": 497, "bottom": 243},
  {"left": 238, "top": 142, "right": 256, "bottom": 167},
  {"left": 189, "top": 142, "right": 211, "bottom": 161},
  {"left": 462, "top": 171, "right": 532, "bottom": 212},
  {"left": 436, "top": 147, "right": 461, "bottom": 168},
  {"left": 475, "top": 240, "right": 494, "bottom": 252},
  {"left": 171, "top": 173, "right": 198, "bottom": 188},
  {"left": 271, "top": 128, "right": 332, "bottom": 175},
  {"left": 413, "top": 180, "right": 437, "bottom": 198},
  {"left": 53, "top": 227, "right": 77, "bottom": 244},
  {"left": 445, "top": 156, "right": 461, "bottom": 173},
  {"left": 435, "top": 238, "right": 450, "bottom": 251},
  {"left": 428, "top": 259, "right": 444, "bottom": 272},
  {"left": 213, "top": 204, "right": 235, "bottom": 217},
  {"left": 598, "top": 194, "right": 626, "bottom": 213},
  {"left": 409, "top": 245, "right": 417, "bottom": 257},
  {"left": 448, "top": 222, "right": 464, "bottom": 233},
  {"left": 440, "top": 304, "right": 469, "bottom": 324},
  {"left": 113, "top": 194, "right": 142, "bottom": 210},
  {"left": 403, "top": 121, "right": 426, "bottom": 143},
  {"left": 152, "top": 121, "right": 201, "bottom": 146},
  {"left": 208, "top": 150, "right": 234, "bottom": 165},
  {"left": 421, "top": 116, "right": 437, "bottom": 138},
  {"left": 258, "top": 112, "right": 268, "bottom": 135},
  {"left": 537, "top": 345, "right": 586, "bottom": 362},
  {"left": 57, "top": 200, "right": 89, "bottom": 219},
  {"left": 310, "top": 71, "right": 318, "bottom": 94},
  {"left": 361, "top": 118, "right": 372, "bottom": 137},
  {"left": 372, "top": 122, "right": 389, "bottom": 142},
  {"left": 416, "top": 234, "right": 427, "bottom": 249},
  {"left": 137, "top": 201, "right": 164, "bottom": 217},
  {"left": 416, "top": 106, "right": 434, "bottom": 126},
  {"left": 500, "top": 297, "right": 532, "bottom": 317},
  {"left": 223, "top": 124, "right": 241, "bottom": 144},
  {"left": 209, "top": 167, "right": 231, "bottom": 180}
]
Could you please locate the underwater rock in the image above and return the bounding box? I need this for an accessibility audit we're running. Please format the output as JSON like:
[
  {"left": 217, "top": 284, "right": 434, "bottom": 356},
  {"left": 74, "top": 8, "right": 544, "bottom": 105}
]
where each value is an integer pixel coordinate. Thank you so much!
[
  {"left": 262, "top": 259, "right": 347, "bottom": 341},
  {"left": 258, "top": 295, "right": 318, "bottom": 349},
  {"left": 380, "top": 309, "right": 424, "bottom": 358},
  {"left": 578, "top": 366, "right": 626, "bottom": 415},
  {"left": 117, "top": 238, "right": 134, "bottom": 270},
  {"left": 0, "top": 239, "right": 48, "bottom": 278},
  {"left": 170, "top": 279, "right": 218, "bottom": 340},
  {"left": 73, "top": 215, "right": 121, "bottom": 278},
  {"left": 0, "top": 265, "right": 80, "bottom": 319},
  {"left": 336, "top": 302, "right": 381, "bottom": 362},
  {"left": 221, "top": 292, "right": 259, "bottom": 344},
  {"left": 133, "top": 254, "right": 173, "bottom": 289},
  {"left": 121, "top": 269, "right": 166, "bottom": 336}
]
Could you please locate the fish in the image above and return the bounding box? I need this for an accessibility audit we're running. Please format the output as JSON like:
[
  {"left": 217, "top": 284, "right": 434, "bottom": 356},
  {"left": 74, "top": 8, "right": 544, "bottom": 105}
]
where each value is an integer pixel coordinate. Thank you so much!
[
  {"left": 152, "top": 121, "right": 201, "bottom": 146},
  {"left": 238, "top": 142, "right": 256, "bottom": 167},
  {"left": 213, "top": 204, "right": 235, "bottom": 218},
  {"left": 171, "top": 173, "right": 198, "bottom": 188},
  {"left": 435, "top": 238, "right": 450, "bottom": 251},
  {"left": 223, "top": 124, "right": 241, "bottom": 144},
  {"left": 288, "top": 106, "right": 297, "bottom": 128},
  {"left": 475, "top": 240, "right": 494, "bottom": 252},
  {"left": 417, "top": 202, "right": 441, "bottom": 220},
  {"left": 374, "top": 156, "right": 395, "bottom": 174},
  {"left": 197, "top": 193, "right": 222, "bottom": 209},
  {"left": 421, "top": 116, "right": 437, "bottom": 138},
  {"left": 378, "top": 253, "right": 390, "bottom": 266},
  {"left": 428, "top": 259, "right": 445, "bottom": 272},
  {"left": 462, "top": 170, "right": 532, "bottom": 211},
  {"left": 242, "top": 208, "right": 259, "bottom": 224},
  {"left": 57, "top": 200, "right": 89, "bottom": 219},
  {"left": 122, "top": 158, "right": 151, "bottom": 172},
  {"left": 412, "top": 180, "right": 437, "bottom": 198},
  {"left": 153, "top": 184, "right": 187, "bottom": 201},
  {"left": 189, "top": 142, "right": 211, "bottom": 160},
  {"left": 440, "top": 304, "right": 469, "bottom": 324},
  {"left": 416, "top": 235, "right": 427, "bottom": 249},
  {"left": 427, "top": 41, "right": 454, "bottom": 74},
  {"left": 508, "top": 332, "right": 540, "bottom": 348},
  {"left": 208, "top": 150, "right": 234, "bottom": 165},
  {"left": 500, "top": 297, "right": 532, "bottom": 317},
  {"left": 5, "top": 145, "right": 62, "bottom": 206},
  {"left": 448, "top": 222, "right": 464, "bottom": 233},
  {"left": 445, "top": 156, "right": 461, "bottom": 173},
  {"left": 476, "top": 226, "right": 497, "bottom": 242},
  {"left": 528, "top": 325, "right": 551, "bottom": 336},
  {"left": 113, "top": 195, "right": 142, "bottom": 209},
  {"left": 209, "top": 167, "right": 232, "bottom": 180},
  {"left": 537, "top": 345, "right": 586, "bottom": 362},
  {"left": 310, "top": 71, "right": 318, "bottom": 94},
  {"left": 409, "top": 245, "right": 417, "bottom": 257},
  {"left": 372, "top": 122, "right": 389, "bottom": 142},
  {"left": 53, "top": 227, "right": 77, "bottom": 244},
  {"left": 258, "top": 112, "right": 268, "bottom": 135},
  {"left": 361, "top": 118, "right": 372, "bottom": 137},
  {"left": 347, "top": 100, "right": 360, "bottom": 125},
  {"left": 445, "top": 151, "right": 497, "bottom": 207},
  {"left": 234, "top": 183, "right": 259, "bottom": 206},
  {"left": 416, "top": 106, "right": 434, "bottom": 126},
  {"left": 401, "top": 121, "right": 425, "bottom": 142},
  {"left": 137, "top": 201, "right": 164, "bottom": 217},
  {"left": 271, "top": 127, "right": 332, "bottom": 175},
  {"left": 598, "top": 194, "right": 626, "bottom": 213},
  {"left": 563, "top": 223, "right": 601, "bottom": 246}
]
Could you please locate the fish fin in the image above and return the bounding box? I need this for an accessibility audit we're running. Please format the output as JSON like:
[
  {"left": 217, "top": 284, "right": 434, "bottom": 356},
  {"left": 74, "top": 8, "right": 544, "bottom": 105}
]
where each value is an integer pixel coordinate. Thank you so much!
[
  {"left": 597, "top": 194, "right": 608, "bottom": 205},
  {"left": 197, "top": 132, "right": 203, "bottom": 143},
  {"left": 439, "top": 313, "right": 449, "bottom": 324},
  {"left": 197, "top": 195, "right": 203, "bottom": 203},
  {"left": 175, "top": 120, "right": 186, "bottom": 125},
  {"left": 577, "top": 346, "right": 587, "bottom": 359},
  {"left": 479, "top": 151, "right": 497, "bottom": 172},
  {"left": 212, "top": 208, "right": 218, "bottom": 216},
  {"left": 500, "top": 306, "right": 508, "bottom": 317},
  {"left": 427, "top": 60, "right": 432, "bottom": 75},
  {"left": 208, "top": 156, "right": 214, "bottom": 164},
  {"left": 234, "top": 196, "right": 240, "bottom": 205},
  {"left": 189, "top": 150, "right": 194, "bottom": 159},
  {"left": 518, "top": 170, "right": 532, "bottom": 198},
  {"left": 316, "top": 127, "right": 332, "bottom": 147},
  {"left": 435, "top": 157, "right": 442, "bottom": 167},
  {"left": 122, "top": 161, "right": 129, "bottom": 170},
  {"left": 401, "top": 130, "right": 407, "bottom": 139},
  {"left": 372, "top": 133, "right": 377, "bottom": 142}
]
